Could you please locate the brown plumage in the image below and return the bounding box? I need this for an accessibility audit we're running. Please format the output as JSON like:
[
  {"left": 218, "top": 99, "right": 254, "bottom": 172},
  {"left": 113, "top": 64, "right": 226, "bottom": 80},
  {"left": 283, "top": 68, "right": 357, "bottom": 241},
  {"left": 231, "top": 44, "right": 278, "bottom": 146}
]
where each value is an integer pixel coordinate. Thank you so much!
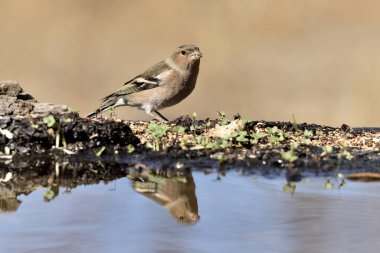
[{"left": 87, "top": 45, "right": 202, "bottom": 121}]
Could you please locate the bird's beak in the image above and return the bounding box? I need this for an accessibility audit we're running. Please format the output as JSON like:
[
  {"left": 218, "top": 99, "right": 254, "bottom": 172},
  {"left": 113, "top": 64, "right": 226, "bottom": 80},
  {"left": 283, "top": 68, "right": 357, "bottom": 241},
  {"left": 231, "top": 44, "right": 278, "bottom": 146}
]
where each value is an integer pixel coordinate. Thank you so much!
[{"left": 190, "top": 51, "right": 203, "bottom": 60}]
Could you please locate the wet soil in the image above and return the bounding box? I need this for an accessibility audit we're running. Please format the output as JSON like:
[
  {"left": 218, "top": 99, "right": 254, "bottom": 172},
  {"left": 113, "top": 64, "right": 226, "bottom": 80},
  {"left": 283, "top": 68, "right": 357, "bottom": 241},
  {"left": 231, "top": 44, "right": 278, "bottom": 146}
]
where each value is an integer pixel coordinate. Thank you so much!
[{"left": 1, "top": 81, "right": 380, "bottom": 184}]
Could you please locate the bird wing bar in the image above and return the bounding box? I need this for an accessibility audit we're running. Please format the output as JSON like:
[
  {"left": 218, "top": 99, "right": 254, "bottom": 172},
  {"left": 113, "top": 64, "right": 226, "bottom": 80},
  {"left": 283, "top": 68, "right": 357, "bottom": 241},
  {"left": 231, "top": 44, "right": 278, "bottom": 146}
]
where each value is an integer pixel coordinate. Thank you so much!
[
  {"left": 101, "top": 77, "right": 159, "bottom": 102},
  {"left": 101, "top": 61, "right": 171, "bottom": 103}
]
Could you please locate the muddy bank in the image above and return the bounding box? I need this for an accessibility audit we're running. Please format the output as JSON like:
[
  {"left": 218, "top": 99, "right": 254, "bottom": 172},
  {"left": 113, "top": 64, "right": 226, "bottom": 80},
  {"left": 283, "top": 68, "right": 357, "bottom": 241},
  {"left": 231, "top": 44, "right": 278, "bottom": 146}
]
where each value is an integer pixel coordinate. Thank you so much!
[{"left": 1, "top": 81, "right": 380, "bottom": 179}]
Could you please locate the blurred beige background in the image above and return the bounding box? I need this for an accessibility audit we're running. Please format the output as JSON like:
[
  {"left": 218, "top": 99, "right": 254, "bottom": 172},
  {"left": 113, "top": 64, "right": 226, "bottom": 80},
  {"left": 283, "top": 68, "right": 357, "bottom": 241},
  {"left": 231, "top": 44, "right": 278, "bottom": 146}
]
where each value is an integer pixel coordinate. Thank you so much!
[{"left": 1, "top": 0, "right": 380, "bottom": 126}]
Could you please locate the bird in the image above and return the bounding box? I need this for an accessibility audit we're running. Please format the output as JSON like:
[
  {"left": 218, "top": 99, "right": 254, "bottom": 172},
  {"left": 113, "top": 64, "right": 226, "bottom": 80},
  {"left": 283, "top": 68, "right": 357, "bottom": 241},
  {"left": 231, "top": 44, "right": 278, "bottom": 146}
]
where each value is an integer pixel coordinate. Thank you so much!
[{"left": 87, "top": 45, "right": 202, "bottom": 122}]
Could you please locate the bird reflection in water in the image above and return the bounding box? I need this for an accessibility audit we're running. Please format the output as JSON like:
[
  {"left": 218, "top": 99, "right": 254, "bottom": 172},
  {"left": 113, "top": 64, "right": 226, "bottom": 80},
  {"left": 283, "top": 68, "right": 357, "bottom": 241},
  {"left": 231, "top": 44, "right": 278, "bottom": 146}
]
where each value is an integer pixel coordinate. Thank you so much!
[{"left": 128, "top": 168, "right": 199, "bottom": 225}]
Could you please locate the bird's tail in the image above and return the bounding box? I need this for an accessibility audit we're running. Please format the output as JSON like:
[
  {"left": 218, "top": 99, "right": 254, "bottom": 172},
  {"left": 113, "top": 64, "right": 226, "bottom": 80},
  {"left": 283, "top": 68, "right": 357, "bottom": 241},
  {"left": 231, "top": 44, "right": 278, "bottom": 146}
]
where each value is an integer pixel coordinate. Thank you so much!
[{"left": 86, "top": 99, "right": 118, "bottom": 118}]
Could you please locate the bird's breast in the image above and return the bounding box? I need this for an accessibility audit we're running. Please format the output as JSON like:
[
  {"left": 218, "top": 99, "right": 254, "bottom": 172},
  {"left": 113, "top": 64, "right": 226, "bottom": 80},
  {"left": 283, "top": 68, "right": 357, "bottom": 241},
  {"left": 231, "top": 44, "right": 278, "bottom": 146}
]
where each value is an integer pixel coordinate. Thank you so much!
[{"left": 159, "top": 69, "right": 199, "bottom": 108}]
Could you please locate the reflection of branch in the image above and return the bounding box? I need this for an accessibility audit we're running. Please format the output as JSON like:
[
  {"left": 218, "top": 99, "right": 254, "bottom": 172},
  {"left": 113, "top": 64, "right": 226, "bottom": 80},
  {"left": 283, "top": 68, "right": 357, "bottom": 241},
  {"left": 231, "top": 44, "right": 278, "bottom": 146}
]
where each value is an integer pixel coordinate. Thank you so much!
[{"left": 128, "top": 170, "right": 200, "bottom": 225}]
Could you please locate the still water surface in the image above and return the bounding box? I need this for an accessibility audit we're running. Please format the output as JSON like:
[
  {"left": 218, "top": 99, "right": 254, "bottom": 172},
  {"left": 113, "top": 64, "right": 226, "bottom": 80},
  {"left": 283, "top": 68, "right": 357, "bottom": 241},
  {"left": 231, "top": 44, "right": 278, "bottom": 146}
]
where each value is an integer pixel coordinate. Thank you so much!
[{"left": 1, "top": 171, "right": 380, "bottom": 253}]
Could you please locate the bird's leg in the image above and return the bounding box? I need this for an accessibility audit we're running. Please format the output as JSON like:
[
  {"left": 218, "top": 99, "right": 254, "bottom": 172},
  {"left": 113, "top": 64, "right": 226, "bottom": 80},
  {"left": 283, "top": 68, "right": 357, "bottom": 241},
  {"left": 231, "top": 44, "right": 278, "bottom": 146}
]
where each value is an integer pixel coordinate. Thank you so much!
[
  {"left": 109, "top": 107, "right": 119, "bottom": 120},
  {"left": 153, "top": 110, "right": 169, "bottom": 122},
  {"left": 148, "top": 110, "right": 169, "bottom": 122},
  {"left": 96, "top": 109, "right": 103, "bottom": 119},
  {"left": 94, "top": 102, "right": 104, "bottom": 119}
]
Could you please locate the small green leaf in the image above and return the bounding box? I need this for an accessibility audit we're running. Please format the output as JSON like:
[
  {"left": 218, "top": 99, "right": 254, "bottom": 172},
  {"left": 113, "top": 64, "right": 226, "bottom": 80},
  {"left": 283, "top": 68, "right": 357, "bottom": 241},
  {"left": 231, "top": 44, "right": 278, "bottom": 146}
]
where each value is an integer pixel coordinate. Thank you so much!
[
  {"left": 43, "top": 115, "right": 56, "bottom": 128},
  {"left": 195, "top": 136, "right": 207, "bottom": 145},
  {"left": 219, "top": 138, "right": 230, "bottom": 148},
  {"left": 281, "top": 150, "right": 298, "bottom": 163},
  {"left": 220, "top": 119, "right": 229, "bottom": 125},
  {"left": 205, "top": 142, "right": 218, "bottom": 149},
  {"left": 322, "top": 145, "right": 333, "bottom": 154},
  {"left": 301, "top": 138, "right": 312, "bottom": 145},
  {"left": 218, "top": 111, "right": 229, "bottom": 125},
  {"left": 147, "top": 123, "right": 168, "bottom": 138},
  {"left": 236, "top": 131, "right": 249, "bottom": 142},
  {"left": 316, "top": 130, "right": 324, "bottom": 136},
  {"left": 303, "top": 129, "right": 313, "bottom": 137},
  {"left": 172, "top": 126, "right": 185, "bottom": 135},
  {"left": 268, "top": 126, "right": 278, "bottom": 134},
  {"left": 250, "top": 131, "right": 262, "bottom": 143},
  {"left": 290, "top": 141, "right": 299, "bottom": 149}
]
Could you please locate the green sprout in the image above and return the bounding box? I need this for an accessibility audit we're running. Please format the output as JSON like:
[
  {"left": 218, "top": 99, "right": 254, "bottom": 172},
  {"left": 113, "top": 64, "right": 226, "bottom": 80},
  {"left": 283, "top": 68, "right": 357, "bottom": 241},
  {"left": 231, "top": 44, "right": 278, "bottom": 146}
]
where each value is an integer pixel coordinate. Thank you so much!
[
  {"left": 218, "top": 111, "right": 228, "bottom": 125},
  {"left": 43, "top": 115, "right": 67, "bottom": 148},
  {"left": 172, "top": 125, "right": 186, "bottom": 147},
  {"left": 321, "top": 145, "right": 333, "bottom": 156},
  {"left": 148, "top": 123, "right": 168, "bottom": 138},
  {"left": 316, "top": 130, "right": 324, "bottom": 136},
  {"left": 338, "top": 140, "right": 353, "bottom": 160},
  {"left": 267, "top": 126, "right": 278, "bottom": 135},
  {"left": 179, "top": 135, "right": 189, "bottom": 150},
  {"left": 290, "top": 141, "right": 299, "bottom": 150},
  {"left": 43, "top": 115, "right": 56, "bottom": 128},
  {"left": 250, "top": 131, "right": 262, "bottom": 144},
  {"left": 195, "top": 136, "right": 208, "bottom": 145},
  {"left": 301, "top": 138, "right": 312, "bottom": 145},
  {"left": 303, "top": 130, "right": 313, "bottom": 137},
  {"left": 267, "top": 127, "right": 284, "bottom": 144},
  {"left": 291, "top": 114, "right": 299, "bottom": 131},
  {"left": 281, "top": 150, "right": 298, "bottom": 163},
  {"left": 172, "top": 126, "right": 185, "bottom": 135},
  {"left": 301, "top": 130, "right": 313, "bottom": 145},
  {"left": 217, "top": 138, "right": 231, "bottom": 149},
  {"left": 147, "top": 123, "right": 168, "bottom": 151},
  {"left": 205, "top": 141, "right": 218, "bottom": 150},
  {"left": 236, "top": 131, "right": 249, "bottom": 142}
]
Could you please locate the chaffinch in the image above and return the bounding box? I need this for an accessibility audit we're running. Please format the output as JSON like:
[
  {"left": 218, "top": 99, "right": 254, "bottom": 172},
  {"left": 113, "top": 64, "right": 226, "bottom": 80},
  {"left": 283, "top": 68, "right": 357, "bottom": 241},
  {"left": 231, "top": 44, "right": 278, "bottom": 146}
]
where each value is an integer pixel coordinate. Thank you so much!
[{"left": 87, "top": 45, "right": 202, "bottom": 121}]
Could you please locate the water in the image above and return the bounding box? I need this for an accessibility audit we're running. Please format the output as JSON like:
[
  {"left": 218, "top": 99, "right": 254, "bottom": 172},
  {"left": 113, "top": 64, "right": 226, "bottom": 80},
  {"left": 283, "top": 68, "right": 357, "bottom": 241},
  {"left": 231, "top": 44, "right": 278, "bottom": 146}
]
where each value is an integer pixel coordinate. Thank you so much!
[{"left": 1, "top": 171, "right": 380, "bottom": 253}]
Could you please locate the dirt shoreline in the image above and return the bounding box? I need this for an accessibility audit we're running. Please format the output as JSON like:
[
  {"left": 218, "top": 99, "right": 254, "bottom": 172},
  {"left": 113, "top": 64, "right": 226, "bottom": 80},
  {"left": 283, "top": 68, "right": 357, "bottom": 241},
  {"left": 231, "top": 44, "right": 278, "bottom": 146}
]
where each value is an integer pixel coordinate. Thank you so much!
[{"left": 1, "top": 81, "right": 380, "bottom": 180}]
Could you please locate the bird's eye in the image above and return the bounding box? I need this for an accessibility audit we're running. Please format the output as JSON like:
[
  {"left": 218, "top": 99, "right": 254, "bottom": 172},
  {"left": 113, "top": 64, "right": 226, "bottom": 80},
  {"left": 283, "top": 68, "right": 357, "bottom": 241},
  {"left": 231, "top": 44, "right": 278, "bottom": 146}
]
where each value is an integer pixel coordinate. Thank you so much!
[{"left": 181, "top": 50, "right": 186, "bottom": 55}]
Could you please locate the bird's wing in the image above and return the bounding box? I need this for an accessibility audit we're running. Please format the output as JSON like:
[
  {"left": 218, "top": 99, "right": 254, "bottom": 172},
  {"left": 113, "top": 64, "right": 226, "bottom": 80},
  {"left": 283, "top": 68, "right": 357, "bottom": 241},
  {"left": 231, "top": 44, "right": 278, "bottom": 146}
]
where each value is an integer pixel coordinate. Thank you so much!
[{"left": 101, "top": 61, "right": 172, "bottom": 103}]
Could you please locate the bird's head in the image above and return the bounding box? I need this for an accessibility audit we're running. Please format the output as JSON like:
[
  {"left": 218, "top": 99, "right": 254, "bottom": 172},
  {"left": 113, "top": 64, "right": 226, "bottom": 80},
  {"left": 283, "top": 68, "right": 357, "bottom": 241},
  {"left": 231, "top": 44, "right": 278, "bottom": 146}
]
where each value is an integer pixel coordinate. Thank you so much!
[{"left": 171, "top": 45, "right": 202, "bottom": 70}]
